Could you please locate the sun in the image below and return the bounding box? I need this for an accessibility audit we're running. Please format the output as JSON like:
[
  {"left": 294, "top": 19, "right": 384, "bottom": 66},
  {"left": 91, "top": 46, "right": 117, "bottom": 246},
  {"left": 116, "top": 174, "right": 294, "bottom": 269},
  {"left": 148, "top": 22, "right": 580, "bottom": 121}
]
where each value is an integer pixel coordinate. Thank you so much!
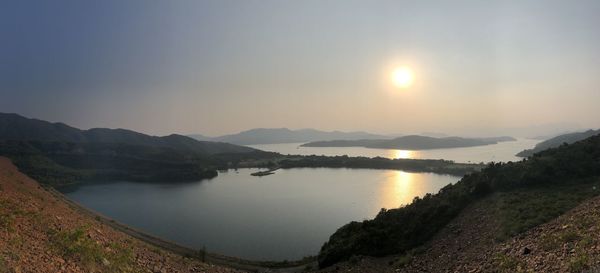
[{"left": 391, "top": 67, "right": 414, "bottom": 88}]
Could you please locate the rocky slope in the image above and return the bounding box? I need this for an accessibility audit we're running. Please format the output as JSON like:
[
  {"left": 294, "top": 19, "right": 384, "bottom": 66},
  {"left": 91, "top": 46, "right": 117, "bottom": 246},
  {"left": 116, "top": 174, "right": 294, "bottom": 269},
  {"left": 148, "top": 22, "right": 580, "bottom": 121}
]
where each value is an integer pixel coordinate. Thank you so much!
[
  {"left": 315, "top": 191, "right": 600, "bottom": 273},
  {"left": 0, "top": 157, "right": 244, "bottom": 273}
]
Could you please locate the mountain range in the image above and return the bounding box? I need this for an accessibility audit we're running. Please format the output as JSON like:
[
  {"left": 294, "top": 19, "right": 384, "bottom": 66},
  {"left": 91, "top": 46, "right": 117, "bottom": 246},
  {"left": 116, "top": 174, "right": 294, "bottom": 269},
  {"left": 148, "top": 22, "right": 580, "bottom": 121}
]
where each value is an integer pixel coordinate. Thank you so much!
[
  {"left": 0, "top": 113, "right": 254, "bottom": 155},
  {"left": 188, "top": 128, "right": 389, "bottom": 145},
  {"left": 0, "top": 113, "right": 265, "bottom": 186}
]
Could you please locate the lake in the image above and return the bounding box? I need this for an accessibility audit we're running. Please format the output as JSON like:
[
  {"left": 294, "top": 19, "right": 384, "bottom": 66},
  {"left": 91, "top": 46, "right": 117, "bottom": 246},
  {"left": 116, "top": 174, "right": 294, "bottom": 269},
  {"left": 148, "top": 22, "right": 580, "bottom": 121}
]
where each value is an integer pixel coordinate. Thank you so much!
[
  {"left": 62, "top": 168, "right": 459, "bottom": 261},
  {"left": 247, "top": 138, "right": 540, "bottom": 163}
]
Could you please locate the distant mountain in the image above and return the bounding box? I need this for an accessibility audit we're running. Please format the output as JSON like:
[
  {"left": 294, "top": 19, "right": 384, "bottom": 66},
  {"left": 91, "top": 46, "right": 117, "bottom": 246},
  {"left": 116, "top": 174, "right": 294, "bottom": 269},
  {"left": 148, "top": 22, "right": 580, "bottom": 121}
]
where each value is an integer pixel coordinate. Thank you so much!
[
  {"left": 419, "top": 132, "right": 449, "bottom": 138},
  {"left": 186, "top": 133, "right": 214, "bottom": 142},
  {"left": 478, "top": 136, "right": 517, "bottom": 143},
  {"left": 188, "top": 128, "right": 389, "bottom": 145},
  {"left": 0, "top": 113, "right": 255, "bottom": 155},
  {"left": 302, "top": 135, "right": 516, "bottom": 150},
  {"left": 516, "top": 129, "right": 600, "bottom": 157}
]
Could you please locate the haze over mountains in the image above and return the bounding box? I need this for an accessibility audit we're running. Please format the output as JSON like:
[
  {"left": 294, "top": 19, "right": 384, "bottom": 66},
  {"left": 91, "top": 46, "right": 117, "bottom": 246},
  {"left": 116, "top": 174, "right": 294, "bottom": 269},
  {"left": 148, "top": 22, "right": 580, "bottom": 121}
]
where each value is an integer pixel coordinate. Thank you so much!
[
  {"left": 302, "top": 135, "right": 516, "bottom": 150},
  {"left": 516, "top": 129, "right": 600, "bottom": 157},
  {"left": 0, "top": 112, "right": 271, "bottom": 186},
  {"left": 0, "top": 113, "right": 254, "bottom": 155},
  {"left": 188, "top": 128, "right": 389, "bottom": 145}
]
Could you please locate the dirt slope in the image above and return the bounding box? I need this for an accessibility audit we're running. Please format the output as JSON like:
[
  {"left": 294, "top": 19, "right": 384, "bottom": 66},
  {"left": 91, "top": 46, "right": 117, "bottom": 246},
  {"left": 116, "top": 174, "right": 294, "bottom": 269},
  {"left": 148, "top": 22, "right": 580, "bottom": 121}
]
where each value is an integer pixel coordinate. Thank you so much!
[
  {"left": 0, "top": 157, "right": 244, "bottom": 273},
  {"left": 316, "top": 194, "right": 600, "bottom": 273}
]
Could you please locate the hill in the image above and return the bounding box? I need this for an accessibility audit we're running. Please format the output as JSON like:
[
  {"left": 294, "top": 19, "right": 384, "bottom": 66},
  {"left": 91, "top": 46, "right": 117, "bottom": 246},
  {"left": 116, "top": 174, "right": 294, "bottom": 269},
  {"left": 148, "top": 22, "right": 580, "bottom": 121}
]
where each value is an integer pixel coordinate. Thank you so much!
[
  {"left": 0, "top": 157, "right": 245, "bottom": 273},
  {"left": 302, "top": 135, "right": 516, "bottom": 150},
  {"left": 517, "top": 129, "right": 600, "bottom": 157},
  {"left": 317, "top": 134, "right": 600, "bottom": 268},
  {"left": 0, "top": 113, "right": 255, "bottom": 155},
  {"left": 316, "top": 191, "right": 600, "bottom": 273},
  {"left": 188, "top": 128, "right": 389, "bottom": 145},
  {"left": 0, "top": 113, "right": 273, "bottom": 186}
]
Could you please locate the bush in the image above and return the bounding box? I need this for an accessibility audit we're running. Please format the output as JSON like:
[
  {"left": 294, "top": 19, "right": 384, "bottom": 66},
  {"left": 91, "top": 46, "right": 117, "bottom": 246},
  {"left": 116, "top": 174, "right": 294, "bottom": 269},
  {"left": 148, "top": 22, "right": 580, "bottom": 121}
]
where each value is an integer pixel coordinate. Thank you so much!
[{"left": 48, "top": 226, "right": 136, "bottom": 272}]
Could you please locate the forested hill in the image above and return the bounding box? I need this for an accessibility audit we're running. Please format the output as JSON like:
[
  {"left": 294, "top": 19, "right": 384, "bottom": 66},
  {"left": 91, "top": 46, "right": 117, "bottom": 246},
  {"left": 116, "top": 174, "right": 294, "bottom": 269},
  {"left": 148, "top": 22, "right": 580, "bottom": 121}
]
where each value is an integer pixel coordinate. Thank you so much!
[
  {"left": 0, "top": 112, "right": 255, "bottom": 155},
  {"left": 318, "top": 134, "right": 600, "bottom": 268},
  {"left": 516, "top": 129, "right": 600, "bottom": 157},
  {"left": 0, "top": 113, "right": 272, "bottom": 187},
  {"left": 302, "top": 135, "right": 515, "bottom": 150}
]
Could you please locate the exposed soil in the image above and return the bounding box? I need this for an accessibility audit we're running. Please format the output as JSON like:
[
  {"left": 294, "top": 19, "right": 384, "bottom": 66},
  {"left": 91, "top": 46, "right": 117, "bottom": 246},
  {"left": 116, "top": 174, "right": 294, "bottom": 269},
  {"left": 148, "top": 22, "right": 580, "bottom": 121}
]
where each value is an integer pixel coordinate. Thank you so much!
[
  {"left": 315, "top": 193, "right": 600, "bottom": 273},
  {"left": 0, "top": 157, "right": 246, "bottom": 273}
]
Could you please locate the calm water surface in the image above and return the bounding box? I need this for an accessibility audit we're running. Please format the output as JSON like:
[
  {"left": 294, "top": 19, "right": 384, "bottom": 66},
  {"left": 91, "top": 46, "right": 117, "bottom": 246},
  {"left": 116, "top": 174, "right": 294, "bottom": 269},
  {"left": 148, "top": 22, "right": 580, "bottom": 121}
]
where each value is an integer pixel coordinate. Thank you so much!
[
  {"left": 62, "top": 168, "right": 459, "bottom": 261},
  {"left": 247, "top": 138, "right": 540, "bottom": 163}
]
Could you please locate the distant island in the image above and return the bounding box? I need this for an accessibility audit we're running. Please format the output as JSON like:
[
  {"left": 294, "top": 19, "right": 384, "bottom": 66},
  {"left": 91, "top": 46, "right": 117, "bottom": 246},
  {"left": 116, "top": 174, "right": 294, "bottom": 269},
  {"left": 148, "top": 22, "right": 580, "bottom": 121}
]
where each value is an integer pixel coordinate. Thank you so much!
[
  {"left": 188, "top": 128, "right": 390, "bottom": 145},
  {"left": 516, "top": 129, "right": 600, "bottom": 157},
  {"left": 301, "top": 135, "right": 516, "bottom": 150}
]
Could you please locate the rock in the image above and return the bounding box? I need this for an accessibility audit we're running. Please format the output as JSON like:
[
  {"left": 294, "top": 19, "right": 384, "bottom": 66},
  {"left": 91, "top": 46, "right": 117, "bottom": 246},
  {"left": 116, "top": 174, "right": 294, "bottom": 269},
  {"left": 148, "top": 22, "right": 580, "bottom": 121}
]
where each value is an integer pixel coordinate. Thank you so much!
[
  {"left": 522, "top": 247, "right": 531, "bottom": 255},
  {"left": 102, "top": 258, "right": 111, "bottom": 266}
]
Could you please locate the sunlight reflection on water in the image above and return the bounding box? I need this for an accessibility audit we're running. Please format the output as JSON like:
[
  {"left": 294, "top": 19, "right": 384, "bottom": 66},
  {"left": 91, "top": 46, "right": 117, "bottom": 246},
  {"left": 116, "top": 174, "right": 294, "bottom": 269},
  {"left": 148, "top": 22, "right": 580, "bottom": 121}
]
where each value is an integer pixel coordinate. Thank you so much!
[{"left": 379, "top": 170, "right": 449, "bottom": 209}]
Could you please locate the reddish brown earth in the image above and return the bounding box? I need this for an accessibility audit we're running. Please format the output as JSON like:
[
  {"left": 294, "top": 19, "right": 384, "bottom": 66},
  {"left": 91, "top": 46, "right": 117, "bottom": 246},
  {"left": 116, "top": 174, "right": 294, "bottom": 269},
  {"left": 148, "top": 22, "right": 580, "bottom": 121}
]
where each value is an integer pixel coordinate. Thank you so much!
[
  {"left": 315, "top": 194, "right": 600, "bottom": 273},
  {"left": 314, "top": 198, "right": 502, "bottom": 273},
  {"left": 0, "top": 157, "right": 245, "bottom": 273}
]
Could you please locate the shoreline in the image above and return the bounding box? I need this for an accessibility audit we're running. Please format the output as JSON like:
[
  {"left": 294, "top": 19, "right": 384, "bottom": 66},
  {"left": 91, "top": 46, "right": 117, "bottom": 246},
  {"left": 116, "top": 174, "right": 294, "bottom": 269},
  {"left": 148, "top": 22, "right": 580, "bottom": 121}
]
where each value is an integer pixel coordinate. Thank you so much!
[{"left": 45, "top": 186, "right": 317, "bottom": 272}]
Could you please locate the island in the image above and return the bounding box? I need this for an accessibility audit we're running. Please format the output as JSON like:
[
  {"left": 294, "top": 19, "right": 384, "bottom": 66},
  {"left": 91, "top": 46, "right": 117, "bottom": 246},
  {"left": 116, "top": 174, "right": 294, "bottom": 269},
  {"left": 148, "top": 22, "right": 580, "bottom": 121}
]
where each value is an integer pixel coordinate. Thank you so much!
[{"left": 301, "top": 135, "right": 516, "bottom": 150}]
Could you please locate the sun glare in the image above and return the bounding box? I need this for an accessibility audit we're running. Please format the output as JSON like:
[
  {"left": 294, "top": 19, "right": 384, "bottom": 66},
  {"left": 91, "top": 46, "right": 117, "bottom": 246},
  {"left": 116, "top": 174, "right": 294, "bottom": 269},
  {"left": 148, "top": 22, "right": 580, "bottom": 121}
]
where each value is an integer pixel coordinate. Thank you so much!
[{"left": 391, "top": 67, "right": 414, "bottom": 88}]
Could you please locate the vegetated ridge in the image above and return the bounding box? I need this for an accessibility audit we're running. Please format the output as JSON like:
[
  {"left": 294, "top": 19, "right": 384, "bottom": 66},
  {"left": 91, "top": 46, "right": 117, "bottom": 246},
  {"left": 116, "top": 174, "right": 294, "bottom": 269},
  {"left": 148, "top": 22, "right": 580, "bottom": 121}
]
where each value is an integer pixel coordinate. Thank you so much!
[
  {"left": 0, "top": 113, "right": 274, "bottom": 187},
  {"left": 302, "top": 135, "right": 516, "bottom": 150},
  {"left": 516, "top": 129, "right": 600, "bottom": 157},
  {"left": 0, "top": 113, "right": 254, "bottom": 155}
]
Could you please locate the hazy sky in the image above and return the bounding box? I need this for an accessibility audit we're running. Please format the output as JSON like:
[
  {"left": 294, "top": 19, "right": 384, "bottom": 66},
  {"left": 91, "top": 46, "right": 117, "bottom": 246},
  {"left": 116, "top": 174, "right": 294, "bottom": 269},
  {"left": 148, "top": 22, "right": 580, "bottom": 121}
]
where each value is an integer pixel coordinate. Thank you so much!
[{"left": 1, "top": 0, "right": 599, "bottom": 137}]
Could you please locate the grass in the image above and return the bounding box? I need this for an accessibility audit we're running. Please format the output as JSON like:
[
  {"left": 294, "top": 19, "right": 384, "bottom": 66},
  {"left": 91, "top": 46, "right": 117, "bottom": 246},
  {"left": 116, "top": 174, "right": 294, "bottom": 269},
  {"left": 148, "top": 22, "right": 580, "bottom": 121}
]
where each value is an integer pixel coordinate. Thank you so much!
[
  {"left": 390, "top": 246, "right": 427, "bottom": 268},
  {"left": 49, "top": 226, "right": 104, "bottom": 267},
  {"left": 490, "top": 181, "right": 600, "bottom": 272},
  {"left": 493, "top": 253, "right": 526, "bottom": 273},
  {"left": 0, "top": 199, "right": 17, "bottom": 233},
  {"left": 48, "top": 226, "right": 138, "bottom": 272},
  {"left": 0, "top": 199, "right": 41, "bottom": 233},
  {"left": 394, "top": 254, "right": 413, "bottom": 267},
  {"left": 0, "top": 255, "right": 7, "bottom": 273},
  {"left": 570, "top": 253, "right": 590, "bottom": 272},
  {"left": 0, "top": 213, "right": 15, "bottom": 232},
  {"left": 492, "top": 181, "right": 600, "bottom": 241}
]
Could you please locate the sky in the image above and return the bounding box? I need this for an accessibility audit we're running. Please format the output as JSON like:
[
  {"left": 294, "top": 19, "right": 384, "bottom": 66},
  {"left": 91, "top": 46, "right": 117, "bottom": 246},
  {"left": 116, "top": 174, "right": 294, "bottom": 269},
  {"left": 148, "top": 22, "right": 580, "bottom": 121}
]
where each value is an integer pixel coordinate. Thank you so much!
[{"left": 1, "top": 0, "right": 599, "bottom": 137}]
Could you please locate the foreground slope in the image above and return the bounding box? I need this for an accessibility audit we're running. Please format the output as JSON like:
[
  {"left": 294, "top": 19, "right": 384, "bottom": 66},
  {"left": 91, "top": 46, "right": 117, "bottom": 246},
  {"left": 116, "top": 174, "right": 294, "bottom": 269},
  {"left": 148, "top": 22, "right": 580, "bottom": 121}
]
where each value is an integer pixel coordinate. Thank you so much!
[
  {"left": 316, "top": 190, "right": 600, "bottom": 273},
  {"left": 0, "top": 157, "right": 244, "bottom": 273}
]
